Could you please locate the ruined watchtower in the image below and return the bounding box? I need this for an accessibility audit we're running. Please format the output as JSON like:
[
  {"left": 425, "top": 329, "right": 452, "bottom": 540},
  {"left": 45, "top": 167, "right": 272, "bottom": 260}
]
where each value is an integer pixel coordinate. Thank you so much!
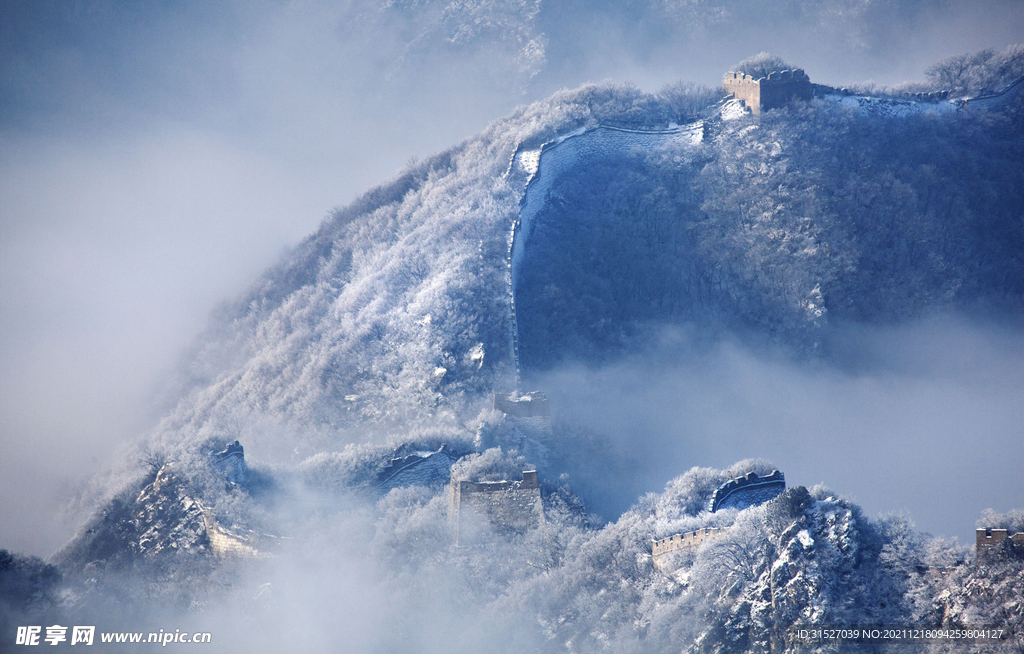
[
  {"left": 448, "top": 469, "right": 544, "bottom": 545},
  {"left": 212, "top": 440, "right": 248, "bottom": 484},
  {"left": 723, "top": 69, "right": 813, "bottom": 115}
]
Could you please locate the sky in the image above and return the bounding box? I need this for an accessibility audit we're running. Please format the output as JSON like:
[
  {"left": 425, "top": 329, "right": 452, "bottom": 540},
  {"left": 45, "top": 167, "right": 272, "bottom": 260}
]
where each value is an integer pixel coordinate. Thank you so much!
[{"left": 1, "top": 0, "right": 1023, "bottom": 557}]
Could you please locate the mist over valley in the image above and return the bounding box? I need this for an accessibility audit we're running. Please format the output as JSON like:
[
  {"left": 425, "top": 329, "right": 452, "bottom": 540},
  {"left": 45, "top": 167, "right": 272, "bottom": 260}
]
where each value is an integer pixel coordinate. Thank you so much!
[{"left": 2, "top": 2, "right": 1024, "bottom": 651}]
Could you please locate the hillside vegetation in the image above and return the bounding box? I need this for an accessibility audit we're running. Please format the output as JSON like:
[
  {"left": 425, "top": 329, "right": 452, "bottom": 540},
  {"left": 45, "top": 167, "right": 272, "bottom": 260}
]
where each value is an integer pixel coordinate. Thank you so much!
[
  {"left": 147, "top": 62, "right": 1024, "bottom": 457},
  {"left": 37, "top": 48, "right": 1024, "bottom": 653}
]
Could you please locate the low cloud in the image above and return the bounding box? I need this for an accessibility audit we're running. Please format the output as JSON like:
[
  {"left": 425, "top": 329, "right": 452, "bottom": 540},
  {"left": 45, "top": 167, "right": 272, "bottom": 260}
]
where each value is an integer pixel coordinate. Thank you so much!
[
  {"left": 1, "top": 0, "right": 1022, "bottom": 557},
  {"left": 535, "top": 314, "right": 1024, "bottom": 544}
]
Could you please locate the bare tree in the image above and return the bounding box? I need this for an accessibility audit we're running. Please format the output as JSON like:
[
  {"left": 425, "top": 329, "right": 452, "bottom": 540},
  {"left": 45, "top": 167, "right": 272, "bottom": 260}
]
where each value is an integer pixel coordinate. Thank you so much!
[{"left": 733, "top": 52, "right": 795, "bottom": 79}]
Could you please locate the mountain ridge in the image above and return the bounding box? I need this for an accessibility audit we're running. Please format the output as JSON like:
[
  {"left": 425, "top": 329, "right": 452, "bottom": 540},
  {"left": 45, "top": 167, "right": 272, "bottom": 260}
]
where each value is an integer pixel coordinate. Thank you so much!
[{"left": 19, "top": 56, "right": 1024, "bottom": 652}]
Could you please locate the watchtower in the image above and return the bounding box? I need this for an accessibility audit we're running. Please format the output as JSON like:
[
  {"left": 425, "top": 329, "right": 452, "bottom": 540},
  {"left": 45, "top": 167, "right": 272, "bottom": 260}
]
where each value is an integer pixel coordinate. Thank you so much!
[
  {"left": 448, "top": 469, "right": 544, "bottom": 545},
  {"left": 976, "top": 527, "right": 1024, "bottom": 560},
  {"left": 493, "top": 391, "right": 550, "bottom": 418},
  {"left": 723, "top": 69, "right": 812, "bottom": 115}
]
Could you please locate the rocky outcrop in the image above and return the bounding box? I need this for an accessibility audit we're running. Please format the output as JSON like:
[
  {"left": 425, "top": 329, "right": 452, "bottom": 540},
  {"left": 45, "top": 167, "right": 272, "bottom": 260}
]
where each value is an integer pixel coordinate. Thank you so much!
[
  {"left": 54, "top": 459, "right": 268, "bottom": 573},
  {"left": 133, "top": 466, "right": 209, "bottom": 558},
  {"left": 693, "top": 489, "right": 904, "bottom": 654}
]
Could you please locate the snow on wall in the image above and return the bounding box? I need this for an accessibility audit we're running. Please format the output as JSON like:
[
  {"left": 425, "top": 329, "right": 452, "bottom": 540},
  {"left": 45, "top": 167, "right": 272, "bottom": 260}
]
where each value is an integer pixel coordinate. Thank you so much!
[
  {"left": 824, "top": 93, "right": 960, "bottom": 118},
  {"left": 498, "top": 78, "right": 1022, "bottom": 386},
  {"left": 376, "top": 448, "right": 458, "bottom": 492},
  {"left": 448, "top": 470, "right": 543, "bottom": 545},
  {"left": 709, "top": 470, "right": 786, "bottom": 512},
  {"left": 819, "top": 74, "right": 1024, "bottom": 117},
  {"left": 964, "top": 74, "right": 1024, "bottom": 111},
  {"left": 504, "top": 123, "right": 704, "bottom": 383}
]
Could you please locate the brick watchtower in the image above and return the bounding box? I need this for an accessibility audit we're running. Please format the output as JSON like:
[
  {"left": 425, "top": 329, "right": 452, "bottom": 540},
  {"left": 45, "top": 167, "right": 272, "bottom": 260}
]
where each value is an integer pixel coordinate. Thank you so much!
[{"left": 723, "top": 69, "right": 812, "bottom": 115}]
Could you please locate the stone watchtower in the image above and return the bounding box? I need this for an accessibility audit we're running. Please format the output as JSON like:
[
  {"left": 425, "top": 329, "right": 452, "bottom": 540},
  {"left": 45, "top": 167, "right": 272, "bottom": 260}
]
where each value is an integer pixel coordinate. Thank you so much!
[
  {"left": 448, "top": 469, "right": 544, "bottom": 545},
  {"left": 723, "top": 69, "right": 813, "bottom": 115},
  {"left": 708, "top": 470, "right": 786, "bottom": 512},
  {"left": 976, "top": 527, "right": 1024, "bottom": 560}
]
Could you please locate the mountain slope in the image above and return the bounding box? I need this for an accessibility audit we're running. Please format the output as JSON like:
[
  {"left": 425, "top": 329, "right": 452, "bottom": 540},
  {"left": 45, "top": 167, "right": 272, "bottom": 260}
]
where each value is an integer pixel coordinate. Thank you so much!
[
  {"left": 140, "top": 79, "right": 1024, "bottom": 467},
  {"left": 38, "top": 62, "right": 1024, "bottom": 653}
]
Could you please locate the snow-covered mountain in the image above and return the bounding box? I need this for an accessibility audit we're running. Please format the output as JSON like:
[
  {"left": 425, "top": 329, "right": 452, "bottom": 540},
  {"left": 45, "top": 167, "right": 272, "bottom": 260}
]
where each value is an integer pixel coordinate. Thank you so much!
[
  {"left": 143, "top": 69, "right": 1022, "bottom": 463},
  {"left": 6, "top": 50, "right": 1024, "bottom": 652}
]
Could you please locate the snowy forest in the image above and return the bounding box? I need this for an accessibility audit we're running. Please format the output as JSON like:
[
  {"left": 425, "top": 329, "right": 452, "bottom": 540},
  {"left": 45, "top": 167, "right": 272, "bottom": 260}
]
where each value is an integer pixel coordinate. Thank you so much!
[{"left": 3, "top": 6, "right": 1024, "bottom": 651}]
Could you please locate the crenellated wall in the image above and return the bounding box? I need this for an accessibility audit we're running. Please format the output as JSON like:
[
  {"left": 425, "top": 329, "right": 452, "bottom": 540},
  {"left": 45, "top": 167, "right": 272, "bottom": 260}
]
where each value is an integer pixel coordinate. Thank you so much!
[
  {"left": 449, "top": 469, "right": 543, "bottom": 545},
  {"left": 651, "top": 527, "right": 725, "bottom": 571},
  {"left": 709, "top": 470, "right": 786, "bottom": 512}
]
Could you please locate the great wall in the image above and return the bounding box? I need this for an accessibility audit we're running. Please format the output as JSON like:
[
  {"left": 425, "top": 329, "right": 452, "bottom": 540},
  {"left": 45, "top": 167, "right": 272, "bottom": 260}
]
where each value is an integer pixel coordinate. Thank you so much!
[
  {"left": 962, "top": 75, "right": 1024, "bottom": 111},
  {"left": 213, "top": 440, "right": 247, "bottom": 485},
  {"left": 649, "top": 471, "right": 787, "bottom": 573},
  {"left": 148, "top": 69, "right": 1024, "bottom": 560},
  {"left": 375, "top": 444, "right": 464, "bottom": 492},
  {"left": 976, "top": 527, "right": 1024, "bottom": 560},
  {"left": 448, "top": 469, "right": 544, "bottom": 545},
  {"left": 652, "top": 528, "right": 725, "bottom": 571},
  {"left": 229, "top": 430, "right": 1022, "bottom": 564},
  {"left": 504, "top": 123, "right": 704, "bottom": 387},
  {"left": 153, "top": 432, "right": 1022, "bottom": 568},
  {"left": 709, "top": 470, "right": 786, "bottom": 512},
  {"left": 492, "top": 390, "right": 550, "bottom": 418},
  {"left": 497, "top": 69, "right": 1024, "bottom": 390},
  {"left": 385, "top": 67, "right": 1024, "bottom": 561}
]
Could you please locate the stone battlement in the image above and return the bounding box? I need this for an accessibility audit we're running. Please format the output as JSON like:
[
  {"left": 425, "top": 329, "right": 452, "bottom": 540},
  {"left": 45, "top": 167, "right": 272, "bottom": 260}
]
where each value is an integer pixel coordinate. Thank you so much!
[
  {"left": 709, "top": 470, "right": 786, "bottom": 512},
  {"left": 651, "top": 528, "right": 724, "bottom": 573},
  {"left": 651, "top": 528, "right": 724, "bottom": 556},
  {"left": 905, "top": 90, "right": 950, "bottom": 102},
  {"left": 493, "top": 391, "right": 550, "bottom": 418},
  {"left": 449, "top": 469, "right": 543, "bottom": 545},
  {"left": 976, "top": 527, "right": 1024, "bottom": 560},
  {"left": 375, "top": 444, "right": 463, "bottom": 492},
  {"left": 723, "top": 69, "right": 812, "bottom": 115}
]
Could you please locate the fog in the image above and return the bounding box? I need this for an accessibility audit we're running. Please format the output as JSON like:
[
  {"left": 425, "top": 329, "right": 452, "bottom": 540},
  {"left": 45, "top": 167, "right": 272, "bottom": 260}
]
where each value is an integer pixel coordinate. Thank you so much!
[
  {"left": 534, "top": 314, "right": 1024, "bottom": 546},
  {"left": 1, "top": 0, "right": 1023, "bottom": 558}
]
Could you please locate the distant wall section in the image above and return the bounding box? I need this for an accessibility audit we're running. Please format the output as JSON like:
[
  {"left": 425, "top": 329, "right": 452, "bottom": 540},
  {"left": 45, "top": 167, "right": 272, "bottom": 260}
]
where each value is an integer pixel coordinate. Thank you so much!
[
  {"left": 376, "top": 445, "right": 462, "bottom": 492},
  {"left": 506, "top": 124, "right": 703, "bottom": 384},
  {"left": 964, "top": 75, "right": 1024, "bottom": 111},
  {"left": 651, "top": 527, "right": 725, "bottom": 572},
  {"left": 709, "top": 470, "right": 786, "bottom": 512}
]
